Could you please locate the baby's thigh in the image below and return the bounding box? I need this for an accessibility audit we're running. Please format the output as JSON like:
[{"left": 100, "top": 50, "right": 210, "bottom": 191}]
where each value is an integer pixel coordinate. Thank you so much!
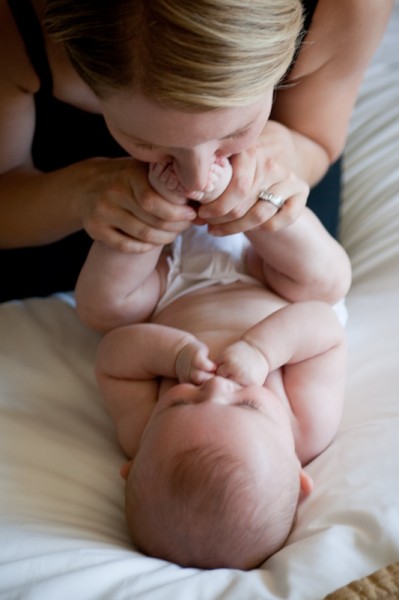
[{"left": 244, "top": 246, "right": 267, "bottom": 285}]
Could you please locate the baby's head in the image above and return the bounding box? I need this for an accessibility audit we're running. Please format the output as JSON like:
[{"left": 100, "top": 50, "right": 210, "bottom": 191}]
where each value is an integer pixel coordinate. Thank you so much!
[
  {"left": 123, "top": 378, "right": 311, "bottom": 569},
  {"left": 126, "top": 438, "right": 300, "bottom": 569}
]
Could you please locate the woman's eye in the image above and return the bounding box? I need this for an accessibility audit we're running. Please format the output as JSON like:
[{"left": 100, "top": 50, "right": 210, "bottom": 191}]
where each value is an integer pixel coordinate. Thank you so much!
[
  {"left": 134, "top": 142, "right": 155, "bottom": 151},
  {"left": 170, "top": 399, "right": 190, "bottom": 408},
  {"left": 237, "top": 399, "right": 260, "bottom": 410}
]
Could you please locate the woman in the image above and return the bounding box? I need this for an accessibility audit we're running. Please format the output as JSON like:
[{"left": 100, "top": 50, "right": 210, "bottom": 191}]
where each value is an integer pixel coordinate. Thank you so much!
[{"left": 0, "top": 0, "right": 393, "bottom": 301}]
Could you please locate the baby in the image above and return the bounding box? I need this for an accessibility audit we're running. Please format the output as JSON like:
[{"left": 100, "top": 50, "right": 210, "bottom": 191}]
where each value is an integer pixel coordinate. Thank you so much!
[{"left": 77, "top": 183, "right": 351, "bottom": 568}]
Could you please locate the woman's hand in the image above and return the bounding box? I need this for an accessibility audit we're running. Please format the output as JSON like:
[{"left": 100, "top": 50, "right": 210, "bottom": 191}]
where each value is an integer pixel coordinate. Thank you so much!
[
  {"left": 197, "top": 122, "right": 310, "bottom": 236},
  {"left": 76, "top": 124, "right": 309, "bottom": 249},
  {"left": 78, "top": 157, "right": 197, "bottom": 253}
]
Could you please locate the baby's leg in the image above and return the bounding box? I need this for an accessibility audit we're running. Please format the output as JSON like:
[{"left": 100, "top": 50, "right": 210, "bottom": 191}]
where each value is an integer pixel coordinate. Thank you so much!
[
  {"left": 149, "top": 157, "right": 232, "bottom": 205},
  {"left": 75, "top": 242, "right": 165, "bottom": 332},
  {"left": 245, "top": 209, "right": 352, "bottom": 304}
]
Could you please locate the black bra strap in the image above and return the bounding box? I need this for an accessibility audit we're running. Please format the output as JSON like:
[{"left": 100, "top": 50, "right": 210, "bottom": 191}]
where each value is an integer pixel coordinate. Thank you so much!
[
  {"left": 302, "top": 0, "right": 319, "bottom": 32},
  {"left": 7, "top": 0, "right": 53, "bottom": 93}
]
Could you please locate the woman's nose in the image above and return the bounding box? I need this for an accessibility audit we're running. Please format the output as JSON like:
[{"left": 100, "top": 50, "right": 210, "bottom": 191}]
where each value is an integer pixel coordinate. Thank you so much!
[{"left": 172, "top": 149, "right": 215, "bottom": 192}]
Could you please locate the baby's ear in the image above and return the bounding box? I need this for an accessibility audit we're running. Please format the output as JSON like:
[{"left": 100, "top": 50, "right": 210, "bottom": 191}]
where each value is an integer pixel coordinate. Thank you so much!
[
  {"left": 120, "top": 460, "right": 133, "bottom": 481},
  {"left": 299, "top": 469, "right": 314, "bottom": 500}
]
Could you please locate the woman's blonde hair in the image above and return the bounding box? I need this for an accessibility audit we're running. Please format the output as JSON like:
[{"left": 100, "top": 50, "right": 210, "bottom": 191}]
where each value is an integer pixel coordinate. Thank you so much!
[{"left": 44, "top": 0, "right": 304, "bottom": 109}]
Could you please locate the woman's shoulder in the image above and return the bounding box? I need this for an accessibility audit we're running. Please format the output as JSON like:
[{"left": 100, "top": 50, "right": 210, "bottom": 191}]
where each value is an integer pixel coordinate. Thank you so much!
[
  {"left": 290, "top": 0, "right": 394, "bottom": 81},
  {"left": 0, "top": 0, "right": 40, "bottom": 93}
]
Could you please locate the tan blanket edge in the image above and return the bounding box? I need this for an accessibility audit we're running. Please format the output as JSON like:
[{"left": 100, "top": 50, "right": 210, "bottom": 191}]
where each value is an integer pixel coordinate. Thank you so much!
[{"left": 324, "top": 561, "right": 399, "bottom": 599}]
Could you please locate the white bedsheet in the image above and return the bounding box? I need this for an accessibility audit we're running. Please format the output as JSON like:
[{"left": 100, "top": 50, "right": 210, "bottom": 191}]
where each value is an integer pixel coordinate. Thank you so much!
[{"left": 1, "top": 5, "right": 399, "bottom": 599}]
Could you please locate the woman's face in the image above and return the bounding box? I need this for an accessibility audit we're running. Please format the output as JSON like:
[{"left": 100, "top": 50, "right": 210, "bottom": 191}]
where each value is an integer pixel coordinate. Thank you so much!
[{"left": 101, "top": 90, "right": 274, "bottom": 193}]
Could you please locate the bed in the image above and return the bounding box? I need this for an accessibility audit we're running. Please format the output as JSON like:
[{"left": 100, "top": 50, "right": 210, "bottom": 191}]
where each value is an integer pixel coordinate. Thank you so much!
[{"left": 1, "top": 5, "right": 399, "bottom": 599}]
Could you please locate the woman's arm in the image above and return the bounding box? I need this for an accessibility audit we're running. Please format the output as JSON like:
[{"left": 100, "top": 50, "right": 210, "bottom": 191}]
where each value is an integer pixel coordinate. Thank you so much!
[
  {"left": 271, "top": 0, "right": 394, "bottom": 182},
  {"left": 0, "top": 4, "right": 195, "bottom": 252},
  {"left": 200, "top": 0, "right": 394, "bottom": 234}
]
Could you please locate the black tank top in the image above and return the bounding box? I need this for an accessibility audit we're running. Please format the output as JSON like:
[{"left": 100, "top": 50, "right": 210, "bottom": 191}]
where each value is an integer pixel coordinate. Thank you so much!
[
  {"left": 302, "top": 0, "right": 319, "bottom": 31},
  {"left": 7, "top": 0, "right": 126, "bottom": 172},
  {"left": 3, "top": 0, "right": 336, "bottom": 302}
]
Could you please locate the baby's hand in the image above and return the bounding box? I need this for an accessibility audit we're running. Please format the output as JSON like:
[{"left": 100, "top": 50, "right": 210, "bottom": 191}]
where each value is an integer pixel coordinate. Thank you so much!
[
  {"left": 216, "top": 340, "right": 269, "bottom": 386},
  {"left": 175, "top": 339, "right": 216, "bottom": 384}
]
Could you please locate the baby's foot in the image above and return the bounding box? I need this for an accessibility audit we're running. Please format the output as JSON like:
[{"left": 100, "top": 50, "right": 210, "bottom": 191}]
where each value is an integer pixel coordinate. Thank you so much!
[
  {"left": 149, "top": 157, "right": 232, "bottom": 205},
  {"left": 187, "top": 157, "right": 233, "bottom": 204},
  {"left": 148, "top": 162, "right": 188, "bottom": 205}
]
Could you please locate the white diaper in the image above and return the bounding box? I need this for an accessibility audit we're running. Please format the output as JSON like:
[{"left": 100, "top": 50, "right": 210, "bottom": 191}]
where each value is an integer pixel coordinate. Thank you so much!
[
  {"left": 154, "top": 224, "right": 348, "bottom": 327},
  {"left": 154, "top": 225, "right": 261, "bottom": 315},
  {"left": 333, "top": 298, "right": 348, "bottom": 327}
]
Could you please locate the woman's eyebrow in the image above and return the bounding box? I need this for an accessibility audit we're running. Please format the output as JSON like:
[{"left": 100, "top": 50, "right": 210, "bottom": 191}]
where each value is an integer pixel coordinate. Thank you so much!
[{"left": 118, "top": 118, "right": 256, "bottom": 145}]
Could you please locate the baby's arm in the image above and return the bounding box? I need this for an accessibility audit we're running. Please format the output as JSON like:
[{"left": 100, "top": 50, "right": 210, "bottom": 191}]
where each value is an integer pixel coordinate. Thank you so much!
[
  {"left": 75, "top": 241, "right": 164, "bottom": 332},
  {"left": 149, "top": 157, "right": 232, "bottom": 205},
  {"left": 98, "top": 323, "right": 214, "bottom": 382},
  {"left": 218, "top": 301, "right": 346, "bottom": 462},
  {"left": 97, "top": 323, "right": 215, "bottom": 454},
  {"left": 96, "top": 323, "right": 215, "bottom": 454},
  {"left": 245, "top": 207, "right": 352, "bottom": 304}
]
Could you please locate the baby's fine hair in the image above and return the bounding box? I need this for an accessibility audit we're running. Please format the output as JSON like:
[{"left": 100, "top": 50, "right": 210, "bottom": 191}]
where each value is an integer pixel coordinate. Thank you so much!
[
  {"left": 126, "top": 441, "right": 300, "bottom": 569},
  {"left": 43, "top": 0, "right": 304, "bottom": 109}
]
